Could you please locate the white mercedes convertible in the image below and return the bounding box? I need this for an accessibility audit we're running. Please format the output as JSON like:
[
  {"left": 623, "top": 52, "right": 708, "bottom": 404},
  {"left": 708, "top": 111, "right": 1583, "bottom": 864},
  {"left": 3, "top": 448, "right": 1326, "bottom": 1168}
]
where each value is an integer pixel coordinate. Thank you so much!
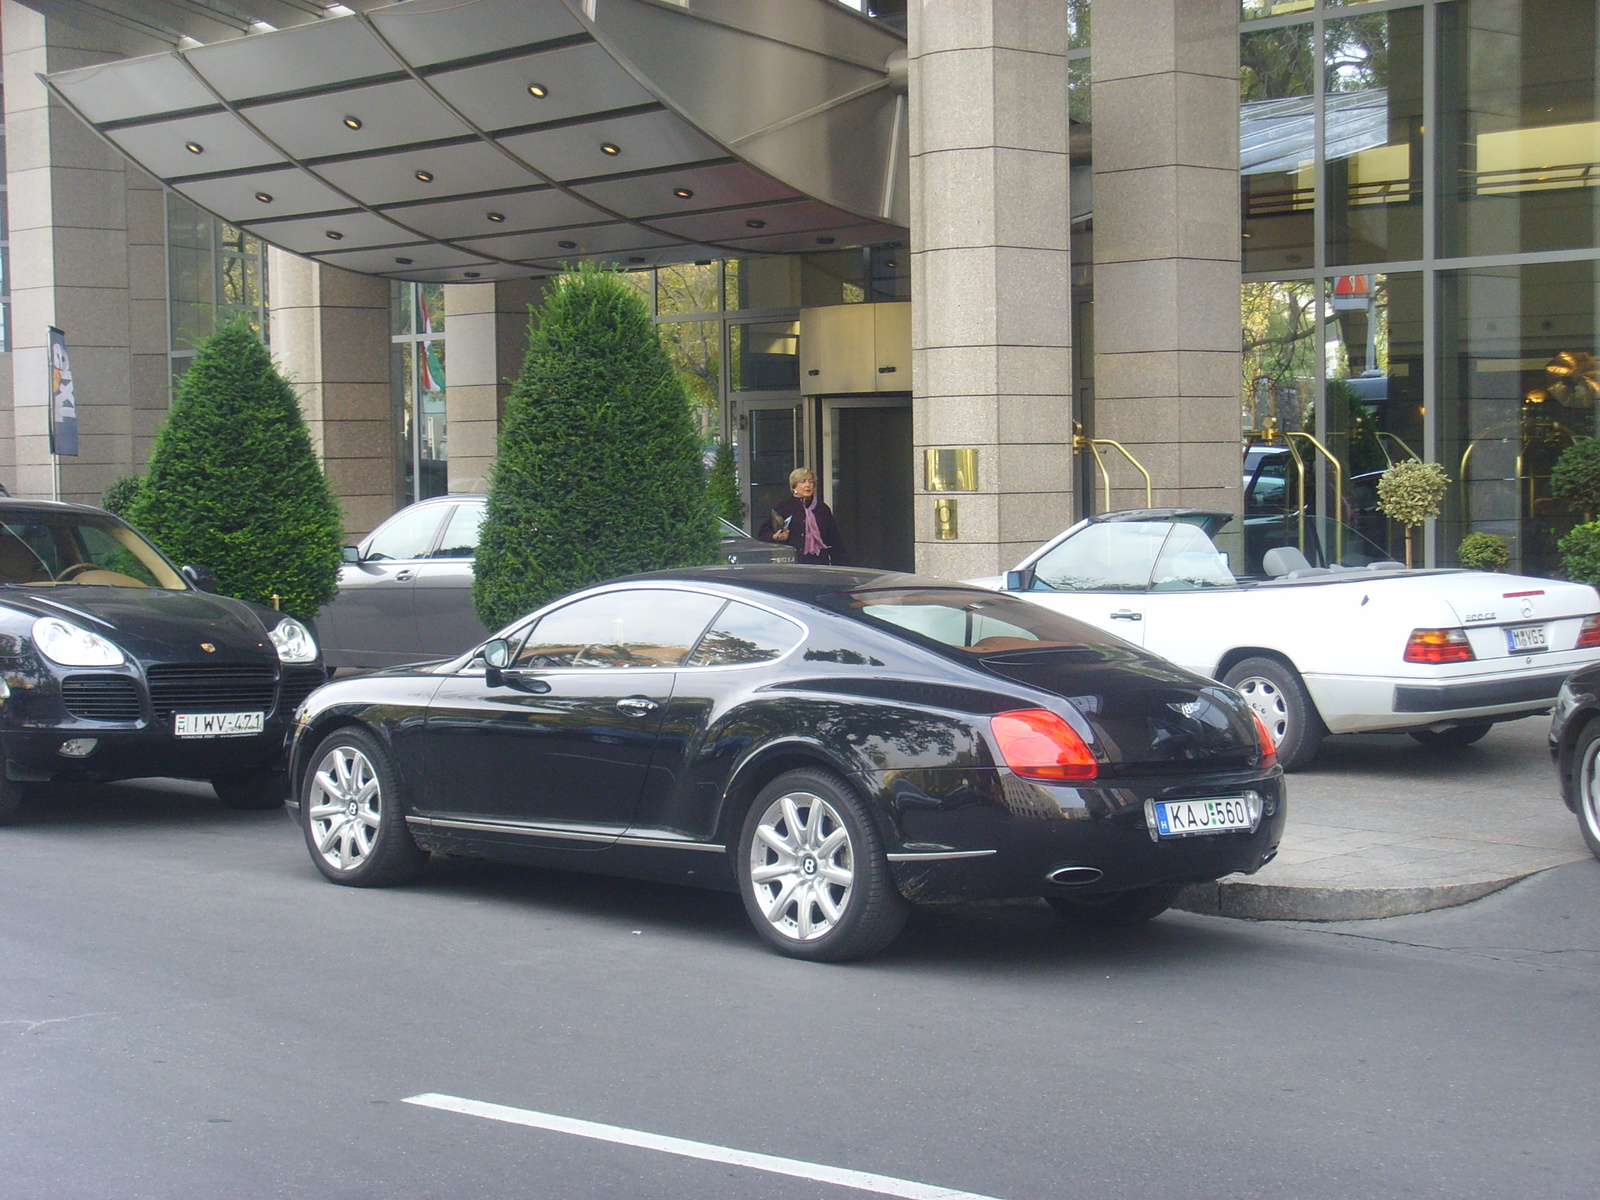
[{"left": 972, "top": 509, "right": 1600, "bottom": 768}]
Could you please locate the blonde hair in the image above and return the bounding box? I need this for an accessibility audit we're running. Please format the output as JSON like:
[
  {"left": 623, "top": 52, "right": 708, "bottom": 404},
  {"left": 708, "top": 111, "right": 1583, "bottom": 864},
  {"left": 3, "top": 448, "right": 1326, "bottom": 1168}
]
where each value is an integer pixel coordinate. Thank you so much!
[{"left": 788, "top": 467, "right": 817, "bottom": 489}]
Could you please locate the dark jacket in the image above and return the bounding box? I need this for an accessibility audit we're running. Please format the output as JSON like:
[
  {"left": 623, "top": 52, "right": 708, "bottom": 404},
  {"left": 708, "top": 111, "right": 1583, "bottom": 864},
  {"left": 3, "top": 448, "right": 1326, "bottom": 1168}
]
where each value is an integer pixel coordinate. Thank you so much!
[{"left": 758, "top": 496, "right": 848, "bottom": 565}]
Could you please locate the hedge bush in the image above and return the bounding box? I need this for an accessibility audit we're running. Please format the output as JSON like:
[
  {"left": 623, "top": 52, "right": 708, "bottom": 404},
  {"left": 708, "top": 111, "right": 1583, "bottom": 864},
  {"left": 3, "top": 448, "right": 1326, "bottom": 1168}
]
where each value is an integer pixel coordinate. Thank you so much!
[
  {"left": 473, "top": 266, "right": 719, "bottom": 629},
  {"left": 1560, "top": 522, "right": 1600, "bottom": 586},
  {"left": 1551, "top": 437, "right": 1600, "bottom": 521},
  {"left": 1457, "top": 532, "right": 1510, "bottom": 572},
  {"left": 707, "top": 440, "right": 743, "bottom": 525},
  {"left": 100, "top": 475, "right": 143, "bottom": 519},
  {"left": 127, "top": 317, "right": 343, "bottom": 620}
]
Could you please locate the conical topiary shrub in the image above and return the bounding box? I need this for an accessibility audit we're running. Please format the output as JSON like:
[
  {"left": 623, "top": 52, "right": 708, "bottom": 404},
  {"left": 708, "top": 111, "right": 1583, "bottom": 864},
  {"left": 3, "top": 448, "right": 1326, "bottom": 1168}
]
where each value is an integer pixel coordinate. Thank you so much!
[
  {"left": 128, "top": 317, "right": 342, "bottom": 620},
  {"left": 707, "top": 439, "right": 744, "bottom": 525},
  {"left": 473, "top": 265, "right": 720, "bottom": 629}
]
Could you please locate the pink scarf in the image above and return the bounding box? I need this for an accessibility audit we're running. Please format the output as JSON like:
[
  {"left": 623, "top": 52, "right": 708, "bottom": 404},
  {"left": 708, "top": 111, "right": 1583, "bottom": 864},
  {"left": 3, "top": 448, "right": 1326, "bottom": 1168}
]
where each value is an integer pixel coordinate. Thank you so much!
[{"left": 801, "top": 497, "right": 826, "bottom": 558}]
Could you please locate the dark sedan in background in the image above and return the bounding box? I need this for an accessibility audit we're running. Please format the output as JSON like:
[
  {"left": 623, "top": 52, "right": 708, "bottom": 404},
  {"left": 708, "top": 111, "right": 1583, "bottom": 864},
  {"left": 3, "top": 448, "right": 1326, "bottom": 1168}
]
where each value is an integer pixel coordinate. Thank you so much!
[
  {"left": 0, "top": 499, "right": 326, "bottom": 823},
  {"left": 318, "top": 495, "right": 792, "bottom": 669},
  {"left": 1547, "top": 665, "right": 1600, "bottom": 860},
  {"left": 289, "top": 565, "right": 1285, "bottom": 961}
]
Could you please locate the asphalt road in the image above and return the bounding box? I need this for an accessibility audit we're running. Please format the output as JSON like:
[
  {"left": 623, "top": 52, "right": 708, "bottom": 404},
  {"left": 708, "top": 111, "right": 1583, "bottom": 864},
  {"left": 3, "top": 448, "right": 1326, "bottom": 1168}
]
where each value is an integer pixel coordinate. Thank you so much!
[{"left": 2, "top": 779, "right": 1596, "bottom": 1200}]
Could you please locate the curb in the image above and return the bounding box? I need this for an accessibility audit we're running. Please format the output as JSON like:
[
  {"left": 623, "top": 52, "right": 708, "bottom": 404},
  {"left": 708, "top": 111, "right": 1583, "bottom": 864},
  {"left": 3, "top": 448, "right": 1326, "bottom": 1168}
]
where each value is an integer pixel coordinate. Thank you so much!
[{"left": 1172, "top": 873, "right": 1532, "bottom": 922}]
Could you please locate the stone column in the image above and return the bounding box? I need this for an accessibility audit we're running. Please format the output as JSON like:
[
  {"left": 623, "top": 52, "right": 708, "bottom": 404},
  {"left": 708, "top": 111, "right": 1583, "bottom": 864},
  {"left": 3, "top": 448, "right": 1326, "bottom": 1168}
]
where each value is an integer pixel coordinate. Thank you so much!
[
  {"left": 440, "top": 278, "right": 542, "bottom": 495},
  {"left": 268, "top": 250, "right": 393, "bottom": 541},
  {"left": 2, "top": 0, "right": 166, "bottom": 503},
  {"left": 908, "top": 1, "right": 1074, "bottom": 579},
  {"left": 1091, "top": 0, "right": 1241, "bottom": 515}
]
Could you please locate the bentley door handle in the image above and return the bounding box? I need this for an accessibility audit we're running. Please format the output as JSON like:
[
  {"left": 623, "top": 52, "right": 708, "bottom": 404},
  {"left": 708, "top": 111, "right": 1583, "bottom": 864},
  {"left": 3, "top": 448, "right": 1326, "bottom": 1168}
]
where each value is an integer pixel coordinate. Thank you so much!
[
  {"left": 1109, "top": 609, "right": 1143, "bottom": 621},
  {"left": 616, "top": 697, "right": 659, "bottom": 716}
]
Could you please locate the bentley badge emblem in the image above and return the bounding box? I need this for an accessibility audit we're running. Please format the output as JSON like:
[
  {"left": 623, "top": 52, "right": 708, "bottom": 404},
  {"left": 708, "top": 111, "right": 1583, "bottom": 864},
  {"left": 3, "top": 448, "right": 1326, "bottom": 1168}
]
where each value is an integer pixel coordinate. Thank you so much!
[
  {"left": 201, "top": 643, "right": 216, "bottom": 654},
  {"left": 1168, "top": 700, "right": 1203, "bottom": 719}
]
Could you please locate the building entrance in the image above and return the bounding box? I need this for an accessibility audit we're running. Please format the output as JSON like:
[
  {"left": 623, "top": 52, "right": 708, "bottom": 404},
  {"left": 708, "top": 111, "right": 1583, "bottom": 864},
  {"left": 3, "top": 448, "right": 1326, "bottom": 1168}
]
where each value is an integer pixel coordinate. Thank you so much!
[{"left": 823, "top": 397, "right": 913, "bottom": 572}]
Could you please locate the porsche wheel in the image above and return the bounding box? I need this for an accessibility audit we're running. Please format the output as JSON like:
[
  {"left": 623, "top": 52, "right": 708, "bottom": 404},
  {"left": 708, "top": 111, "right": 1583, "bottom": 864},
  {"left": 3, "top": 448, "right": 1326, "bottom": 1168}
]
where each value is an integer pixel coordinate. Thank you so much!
[
  {"left": 301, "top": 727, "right": 427, "bottom": 887},
  {"left": 1223, "top": 656, "right": 1325, "bottom": 770},
  {"left": 737, "top": 768, "right": 908, "bottom": 962}
]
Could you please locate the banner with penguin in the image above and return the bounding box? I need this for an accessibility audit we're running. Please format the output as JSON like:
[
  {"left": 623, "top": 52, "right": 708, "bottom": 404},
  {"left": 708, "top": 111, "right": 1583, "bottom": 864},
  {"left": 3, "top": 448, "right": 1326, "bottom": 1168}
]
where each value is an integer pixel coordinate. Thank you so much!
[{"left": 48, "top": 326, "right": 78, "bottom": 457}]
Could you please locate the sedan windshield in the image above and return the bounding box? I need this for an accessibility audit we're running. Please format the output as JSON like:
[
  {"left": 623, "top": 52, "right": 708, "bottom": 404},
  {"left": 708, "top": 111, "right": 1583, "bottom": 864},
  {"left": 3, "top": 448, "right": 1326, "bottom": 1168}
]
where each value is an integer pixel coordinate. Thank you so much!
[
  {"left": 834, "top": 588, "right": 1125, "bottom": 654},
  {"left": 0, "top": 513, "right": 184, "bottom": 589}
]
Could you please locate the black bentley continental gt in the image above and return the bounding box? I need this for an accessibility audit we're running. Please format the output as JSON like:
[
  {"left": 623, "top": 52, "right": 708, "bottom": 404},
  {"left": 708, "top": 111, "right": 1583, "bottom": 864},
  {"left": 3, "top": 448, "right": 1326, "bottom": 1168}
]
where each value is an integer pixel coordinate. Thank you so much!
[
  {"left": 287, "top": 566, "right": 1286, "bottom": 961},
  {"left": 0, "top": 500, "right": 326, "bottom": 822}
]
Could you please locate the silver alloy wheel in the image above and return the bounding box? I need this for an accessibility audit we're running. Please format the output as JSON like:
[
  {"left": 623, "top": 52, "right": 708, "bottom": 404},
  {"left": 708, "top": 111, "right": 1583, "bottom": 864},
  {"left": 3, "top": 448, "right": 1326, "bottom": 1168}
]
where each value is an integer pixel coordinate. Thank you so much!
[
  {"left": 747, "top": 791, "right": 855, "bottom": 941},
  {"left": 308, "top": 744, "right": 383, "bottom": 872},
  {"left": 1234, "top": 675, "right": 1289, "bottom": 746},
  {"left": 1580, "top": 736, "right": 1600, "bottom": 844}
]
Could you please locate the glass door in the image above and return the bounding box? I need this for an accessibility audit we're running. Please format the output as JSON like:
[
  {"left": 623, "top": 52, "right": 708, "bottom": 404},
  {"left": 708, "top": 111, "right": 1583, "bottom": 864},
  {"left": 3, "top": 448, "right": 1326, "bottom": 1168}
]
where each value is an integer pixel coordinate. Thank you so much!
[
  {"left": 739, "top": 399, "right": 806, "bottom": 536},
  {"left": 822, "top": 396, "right": 913, "bottom": 572}
]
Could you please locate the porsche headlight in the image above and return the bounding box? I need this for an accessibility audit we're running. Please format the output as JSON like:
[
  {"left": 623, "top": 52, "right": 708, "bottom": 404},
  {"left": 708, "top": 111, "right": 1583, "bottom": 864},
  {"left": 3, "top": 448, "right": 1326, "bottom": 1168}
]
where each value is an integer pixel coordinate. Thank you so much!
[
  {"left": 269, "top": 617, "right": 318, "bottom": 664},
  {"left": 33, "top": 617, "right": 126, "bottom": 667}
]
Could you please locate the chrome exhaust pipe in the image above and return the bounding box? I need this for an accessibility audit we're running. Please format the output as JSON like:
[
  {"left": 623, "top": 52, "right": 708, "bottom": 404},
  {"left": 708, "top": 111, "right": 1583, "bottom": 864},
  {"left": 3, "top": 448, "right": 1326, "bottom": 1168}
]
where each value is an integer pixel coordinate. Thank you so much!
[{"left": 1045, "top": 864, "right": 1104, "bottom": 887}]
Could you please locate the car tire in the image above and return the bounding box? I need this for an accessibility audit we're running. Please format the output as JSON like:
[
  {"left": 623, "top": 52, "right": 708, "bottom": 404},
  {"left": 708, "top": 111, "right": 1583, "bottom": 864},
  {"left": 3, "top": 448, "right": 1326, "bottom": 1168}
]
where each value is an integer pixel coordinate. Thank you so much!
[
  {"left": 1569, "top": 717, "right": 1600, "bottom": 862},
  {"left": 1223, "top": 656, "right": 1325, "bottom": 770},
  {"left": 301, "top": 726, "right": 428, "bottom": 887},
  {"left": 737, "top": 767, "right": 908, "bottom": 962},
  {"left": 1047, "top": 884, "right": 1182, "bottom": 928},
  {"left": 212, "top": 769, "right": 285, "bottom": 811},
  {"left": 0, "top": 777, "right": 30, "bottom": 826},
  {"left": 1408, "top": 721, "right": 1493, "bottom": 750}
]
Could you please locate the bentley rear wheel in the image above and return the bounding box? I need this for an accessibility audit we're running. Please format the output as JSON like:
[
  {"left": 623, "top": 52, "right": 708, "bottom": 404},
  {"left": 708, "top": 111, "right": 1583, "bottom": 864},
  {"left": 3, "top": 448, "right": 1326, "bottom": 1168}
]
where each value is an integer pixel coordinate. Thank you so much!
[
  {"left": 1572, "top": 718, "right": 1600, "bottom": 862},
  {"left": 737, "top": 768, "right": 907, "bottom": 962},
  {"left": 301, "top": 727, "right": 427, "bottom": 887}
]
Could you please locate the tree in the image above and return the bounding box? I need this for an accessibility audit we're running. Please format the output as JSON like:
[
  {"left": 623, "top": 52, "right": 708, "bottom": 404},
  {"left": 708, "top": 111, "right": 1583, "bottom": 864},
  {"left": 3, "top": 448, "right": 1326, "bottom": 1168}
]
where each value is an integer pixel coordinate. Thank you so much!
[
  {"left": 1559, "top": 522, "right": 1600, "bottom": 586},
  {"left": 473, "top": 265, "right": 720, "bottom": 629},
  {"left": 128, "top": 317, "right": 342, "bottom": 620},
  {"left": 1376, "top": 458, "right": 1449, "bottom": 568},
  {"left": 1457, "top": 532, "right": 1510, "bottom": 572},
  {"left": 707, "top": 440, "right": 743, "bottom": 525},
  {"left": 100, "top": 475, "right": 143, "bottom": 519},
  {"left": 1551, "top": 437, "right": 1600, "bottom": 522}
]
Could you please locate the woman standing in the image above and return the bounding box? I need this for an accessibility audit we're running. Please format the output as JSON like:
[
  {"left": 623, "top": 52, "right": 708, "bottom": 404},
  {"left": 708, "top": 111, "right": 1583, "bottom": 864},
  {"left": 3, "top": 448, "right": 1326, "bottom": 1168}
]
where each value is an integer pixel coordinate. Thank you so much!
[{"left": 758, "top": 467, "right": 848, "bottom": 565}]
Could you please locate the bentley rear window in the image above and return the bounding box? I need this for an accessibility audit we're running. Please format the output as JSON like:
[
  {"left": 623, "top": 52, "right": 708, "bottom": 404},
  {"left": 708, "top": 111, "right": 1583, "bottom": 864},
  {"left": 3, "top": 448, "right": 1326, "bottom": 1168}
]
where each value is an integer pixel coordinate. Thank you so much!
[{"left": 837, "top": 589, "right": 1123, "bottom": 654}]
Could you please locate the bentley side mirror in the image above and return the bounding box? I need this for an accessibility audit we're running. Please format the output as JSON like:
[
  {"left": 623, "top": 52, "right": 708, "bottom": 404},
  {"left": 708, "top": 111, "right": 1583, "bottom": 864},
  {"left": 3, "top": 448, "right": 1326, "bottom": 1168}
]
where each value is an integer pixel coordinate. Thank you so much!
[
  {"left": 340, "top": 545, "right": 362, "bottom": 564},
  {"left": 1004, "top": 568, "right": 1034, "bottom": 591},
  {"left": 181, "top": 564, "right": 217, "bottom": 592}
]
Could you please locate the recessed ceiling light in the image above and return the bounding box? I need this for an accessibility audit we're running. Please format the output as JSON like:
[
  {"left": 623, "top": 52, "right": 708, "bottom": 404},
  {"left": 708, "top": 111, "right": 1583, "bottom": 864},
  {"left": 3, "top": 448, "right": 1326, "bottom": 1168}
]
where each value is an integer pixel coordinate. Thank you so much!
[
  {"left": 627, "top": 256, "right": 646, "bottom": 263},
  {"left": 343, "top": 115, "right": 363, "bottom": 130},
  {"left": 745, "top": 219, "right": 766, "bottom": 229},
  {"left": 464, "top": 271, "right": 481, "bottom": 278},
  {"left": 394, "top": 256, "right": 414, "bottom": 265},
  {"left": 815, "top": 236, "right": 835, "bottom": 245},
  {"left": 254, "top": 192, "right": 273, "bottom": 203},
  {"left": 487, "top": 212, "right": 506, "bottom": 222},
  {"left": 558, "top": 240, "right": 577, "bottom": 250},
  {"left": 184, "top": 141, "right": 204, "bottom": 154},
  {"left": 673, "top": 187, "right": 694, "bottom": 199},
  {"left": 600, "top": 143, "right": 621, "bottom": 156},
  {"left": 414, "top": 170, "right": 434, "bottom": 182},
  {"left": 325, "top": 230, "right": 344, "bottom": 240},
  {"left": 527, "top": 83, "right": 548, "bottom": 98}
]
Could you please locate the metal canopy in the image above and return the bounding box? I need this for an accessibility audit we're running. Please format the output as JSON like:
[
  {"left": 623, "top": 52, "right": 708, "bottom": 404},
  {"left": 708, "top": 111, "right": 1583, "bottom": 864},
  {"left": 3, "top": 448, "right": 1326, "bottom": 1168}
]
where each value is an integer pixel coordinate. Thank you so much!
[{"left": 43, "top": 0, "right": 909, "bottom": 282}]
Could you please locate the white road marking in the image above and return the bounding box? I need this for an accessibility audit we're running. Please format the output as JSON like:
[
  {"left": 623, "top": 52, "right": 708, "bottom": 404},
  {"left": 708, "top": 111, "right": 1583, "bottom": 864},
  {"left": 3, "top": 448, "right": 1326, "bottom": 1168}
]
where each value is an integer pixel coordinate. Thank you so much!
[{"left": 403, "top": 1092, "right": 1005, "bottom": 1200}]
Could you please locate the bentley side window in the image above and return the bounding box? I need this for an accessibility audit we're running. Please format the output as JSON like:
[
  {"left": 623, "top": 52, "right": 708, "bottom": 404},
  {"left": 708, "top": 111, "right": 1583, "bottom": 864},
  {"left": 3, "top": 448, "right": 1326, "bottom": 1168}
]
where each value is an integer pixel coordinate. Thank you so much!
[
  {"left": 1028, "top": 522, "right": 1170, "bottom": 592},
  {"left": 514, "top": 589, "right": 725, "bottom": 669},
  {"left": 685, "top": 601, "right": 804, "bottom": 667}
]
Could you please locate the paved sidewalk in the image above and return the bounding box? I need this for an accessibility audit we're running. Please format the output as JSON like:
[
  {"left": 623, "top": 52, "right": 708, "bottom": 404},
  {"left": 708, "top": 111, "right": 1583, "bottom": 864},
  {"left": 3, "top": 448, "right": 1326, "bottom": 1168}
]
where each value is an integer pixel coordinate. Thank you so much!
[{"left": 1176, "top": 714, "right": 1596, "bottom": 921}]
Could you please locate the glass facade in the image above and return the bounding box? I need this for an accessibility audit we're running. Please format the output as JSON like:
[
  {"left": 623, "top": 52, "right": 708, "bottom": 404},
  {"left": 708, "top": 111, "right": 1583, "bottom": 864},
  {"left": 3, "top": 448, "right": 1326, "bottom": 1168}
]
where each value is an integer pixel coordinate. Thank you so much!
[
  {"left": 1238, "top": 0, "right": 1600, "bottom": 574},
  {"left": 165, "top": 193, "right": 268, "bottom": 392},
  {"left": 391, "top": 282, "right": 447, "bottom": 505},
  {"left": 0, "top": 74, "right": 9, "bottom": 354}
]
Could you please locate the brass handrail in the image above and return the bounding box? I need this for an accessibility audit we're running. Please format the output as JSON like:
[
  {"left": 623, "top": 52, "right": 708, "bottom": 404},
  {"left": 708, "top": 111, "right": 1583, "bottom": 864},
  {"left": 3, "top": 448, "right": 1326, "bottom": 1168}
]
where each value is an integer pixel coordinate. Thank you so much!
[
  {"left": 1375, "top": 431, "right": 1420, "bottom": 465},
  {"left": 1073, "top": 425, "right": 1154, "bottom": 510},
  {"left": 1285, "top": 430, "right": 1345, "bottom": 563}
]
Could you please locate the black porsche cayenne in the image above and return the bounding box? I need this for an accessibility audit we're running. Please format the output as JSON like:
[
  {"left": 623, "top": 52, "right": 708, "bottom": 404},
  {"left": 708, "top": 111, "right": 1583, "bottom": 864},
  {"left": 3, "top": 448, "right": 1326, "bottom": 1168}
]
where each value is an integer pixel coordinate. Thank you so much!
[
  {"left": 287, "top": 565, "right": 1284, "bottom": 961},
  {"left": 0, "top": 499, "right": 326, "bottom": 822}
]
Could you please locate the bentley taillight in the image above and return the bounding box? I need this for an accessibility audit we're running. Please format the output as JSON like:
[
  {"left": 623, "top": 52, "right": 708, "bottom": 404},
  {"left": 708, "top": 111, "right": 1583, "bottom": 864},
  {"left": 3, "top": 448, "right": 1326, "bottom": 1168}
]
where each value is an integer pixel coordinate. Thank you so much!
[
  {"left": 1404, "top": 628, "right": 1475, "bottom": 664},
  {"left": 990, "top": 709, "right": 1098, "bottom": 781},
  {"left": 1250, "top": 711, "right": 1279, "bottom": 769},
  {"left": 1577, "top": 615, "right": 1600, "bottom": 649}
]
